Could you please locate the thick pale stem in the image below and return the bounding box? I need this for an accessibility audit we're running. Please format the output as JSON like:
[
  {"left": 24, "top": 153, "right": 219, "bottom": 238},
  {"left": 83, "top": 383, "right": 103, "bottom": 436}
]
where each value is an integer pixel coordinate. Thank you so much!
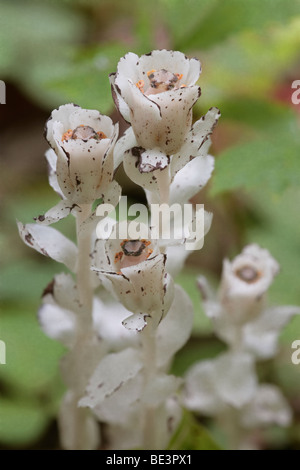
[
  {"left": 76, "top": 203, "right": 93, "bottom": 328},
  {"left": 141, "top": 317, "right": 158, "bottom": 450},
  {"left": 62, "top": 203, "right": 95, "bottom": 450}
]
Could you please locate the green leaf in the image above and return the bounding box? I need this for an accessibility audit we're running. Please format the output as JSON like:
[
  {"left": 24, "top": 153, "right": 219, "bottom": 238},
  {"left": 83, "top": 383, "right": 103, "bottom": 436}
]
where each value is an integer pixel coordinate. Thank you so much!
[{"left": 168, "top": 411, "right": 221, "bottom": 450}]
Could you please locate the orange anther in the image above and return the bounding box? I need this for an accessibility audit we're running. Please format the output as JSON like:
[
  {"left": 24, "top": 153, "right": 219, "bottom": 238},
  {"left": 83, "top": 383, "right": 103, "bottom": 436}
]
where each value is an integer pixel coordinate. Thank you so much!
[
  {"left": 147, "top": 69, "right": 156, "bottom": 76},
  {"left": 146, "top": 249, "right": 153, "bottom": 258},
  {"left": 175, "top": 73, "right": 183, "bottom": 80},
  {"left": 136, "top": 80, "right": 145, "bottom": 93},
  {"left": 97, "top": 131, "right": 107, "bottom": 139},
  {"left": 180, "top": 84, "right": 186, "bottom": 88},
  {"left": 114, "top": 251, "right": 123, "bottom": 263},
  {"left": 62, "top": 129, "right": 73, "bottom": 142}
]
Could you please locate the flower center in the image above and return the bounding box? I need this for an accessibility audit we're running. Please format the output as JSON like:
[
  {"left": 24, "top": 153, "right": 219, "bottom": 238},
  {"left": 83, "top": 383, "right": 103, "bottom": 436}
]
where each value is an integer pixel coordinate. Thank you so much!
[
  {"left": 235, "top": 266, "right": 260, "bottom": 283},
  {"left": 62, "top": 125, "right": 107, "bottom": 142},
  {"left": 114, "top": 239, "right": 153, "bottom": 269},
  {"left": 136, "top": 69, "right": 185, "bottom": 96}
]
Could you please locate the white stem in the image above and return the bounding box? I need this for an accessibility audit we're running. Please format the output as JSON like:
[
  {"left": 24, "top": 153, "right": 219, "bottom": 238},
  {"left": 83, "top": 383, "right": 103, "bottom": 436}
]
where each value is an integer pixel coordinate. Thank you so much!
[
  {"left": 61, "top": 203, "right": 95, "bottom": 450},
  {"left": 76, "top": 204, "right": 93, "bottom": 329},
  {"left": 141, "top": 317, "right": 158, "bottom": 450}
]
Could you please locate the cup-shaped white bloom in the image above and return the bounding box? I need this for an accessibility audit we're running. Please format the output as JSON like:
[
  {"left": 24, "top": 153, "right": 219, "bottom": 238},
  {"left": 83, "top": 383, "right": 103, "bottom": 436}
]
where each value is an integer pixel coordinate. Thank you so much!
[
  {"left": 45, "top": 103, "right": 118, "bottom": 204},
  {"left": 110, "top": 50, "right": 201, "bottom": 154},
  {"left": 219, "top": 244, "right": 280, "bottom": 325},
  {"left": 197, "top": 245, "right": 300, "bottom": 357},
  {"left": 92, "top": 221, "right": 174, "bottom": 330}
]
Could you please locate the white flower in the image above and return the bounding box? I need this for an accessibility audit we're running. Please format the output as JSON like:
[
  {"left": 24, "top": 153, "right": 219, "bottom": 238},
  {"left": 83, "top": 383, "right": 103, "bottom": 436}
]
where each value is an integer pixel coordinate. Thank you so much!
[
  {"left": 17, "top": 222, "right": 78, "bottom": 272},
  {"left": 183, "top": 352, "right": 257, "bottom": 415},
  {"left": 80, "top": 347, "right": 181, "bottom": 449},
  {"left": 45, "top": 103, "right": 119, "bottom": 205},
  {"left": 219, "top": 244, "right": 280, "bottom": 323},
  {"left": 79, "top": 285, "right": 193, "bottom": 449},
  {"left": 110, "top": 50, "right": 201, "bottom": 154},
  {"left": 39, "top": 272, "right": 138, "bottom": 353},
  {"left": 197, "top": 245, "right": 300, "bottom": 358},
  {"left": 183, "top": 353, "right": 292, "bottom": 449},
  {"left": 240, "top": 385, "right": 292, "bottom": 429},
  {"left": 92, "top": 221, "right": 174, "bottom": 330}
]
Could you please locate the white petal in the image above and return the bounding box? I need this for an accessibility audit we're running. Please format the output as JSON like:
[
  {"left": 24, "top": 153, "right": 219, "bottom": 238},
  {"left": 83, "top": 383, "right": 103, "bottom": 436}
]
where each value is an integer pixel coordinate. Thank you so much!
[
  {"left": 157, "top": 285, "right": 194, "bottom": 369},
  {"left": 137, "top": 50, "right": 200, "bottom": 86},
  {"left": 243, "top": 305, "right": 300, "bottom": 359},
  {"left": 165, "top": 245, "right": 190, "bottom": 278},
  {"left": 34, "top": 199, "right": 78, "bottom": 225},
  {"left": 115, "top": 52, "right": 140, "bottom": 84},
  {"left": 122, "top": 312, "right": 150, "bottom": 332},
  {"left": 93, "top": 296, "right": 138, "bottom": 351},
  {"left": 143, "top": 374, "right": 182, "bottom": 407},
  {"left": 132, "top": 147, "right": 170, "bottom": 173},
  {"left": 45, "top": 103, "right": 80, "bottom": 148},
  {"left": 184, "top": 352, "right": 257, "bottom": 414},
  {"left": 241, "top": 385, "right": 292, "bottom": 428},
  {"left": 216, "top": 353, "right": 257, "bottom": 408},
  {"left": 121, "top": 254, "right": 173, "bottom": 319},
  {"left": 169, "top": 154, "right": 215, "bottom": 204},
  {"left": 170, "top": 107, "right": 220, "bottom": 178},
  {"left": 123, "top": 146, "right": 168, "bottom": 191},
  {"left": 116, "top": 78, "right": 162, "bottom": 145},
  {"left": 88, "top": 372, "right": 143, "bottom": 426},
  {"left": 197, "top": 276, "right": 215, "bottom": 302},
  {"left": 221, "top": 244, "right": 280, "bottom": 300},
  {"left": 113, "top": 126, "right": 137, "bottom": 169},
  {"left": 59, "top": 391, "right": 100, "bottom": 450},
  {"left": 110, "top": 73, "right": 132, "bottom": 124},
  {"left": 52, "top": 272, "right": 83, "bottom": 314},
  {"left": 78, "top": 181, "right": 121, "bottom": 238},
  {"left": 45, "top": 149, "right": 64, "bottom": 198},
  {"left": 145, "top": 85, "right": 200, "bottom": 154},
  {"left": 17, "top": 222, "right": 77, "bottom": 272},
  {"left": 183, "top": 359, "right": 224, "bottom": 415},
  {"left": 68, "top": 108, "right": 114, "bottom": 138},
  {"left": 38, "top": 303, "right": 76, "bottom": 348},
  {"left": 79, "top": 348, "right": 143, "bottom": 409}
]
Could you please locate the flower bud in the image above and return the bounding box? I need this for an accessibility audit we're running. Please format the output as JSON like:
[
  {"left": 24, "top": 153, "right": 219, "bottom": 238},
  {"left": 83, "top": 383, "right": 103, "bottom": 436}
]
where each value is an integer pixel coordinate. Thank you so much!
[
  {"left": 45, "top": 103, "right": 118, "bottom": 204},
  {"left": 110, "top": 50, "right": 201, "bottom": 155}
]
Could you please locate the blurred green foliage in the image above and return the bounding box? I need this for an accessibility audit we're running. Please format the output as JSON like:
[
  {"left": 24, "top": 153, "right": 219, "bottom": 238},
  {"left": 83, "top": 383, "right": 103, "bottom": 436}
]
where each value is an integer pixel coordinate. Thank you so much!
[{"left": 1, "top": 0, "right": 300, "bottom": 449}]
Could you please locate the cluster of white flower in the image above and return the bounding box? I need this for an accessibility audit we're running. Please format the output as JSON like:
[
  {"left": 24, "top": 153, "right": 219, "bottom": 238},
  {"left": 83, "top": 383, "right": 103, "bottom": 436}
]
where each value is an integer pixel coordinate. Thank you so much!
[
  {"left": 183, "top": 245, "right": 300, "bottom": 449},
  {"left": 18, "top": 49, "right": 299, "bottom": 450}
]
